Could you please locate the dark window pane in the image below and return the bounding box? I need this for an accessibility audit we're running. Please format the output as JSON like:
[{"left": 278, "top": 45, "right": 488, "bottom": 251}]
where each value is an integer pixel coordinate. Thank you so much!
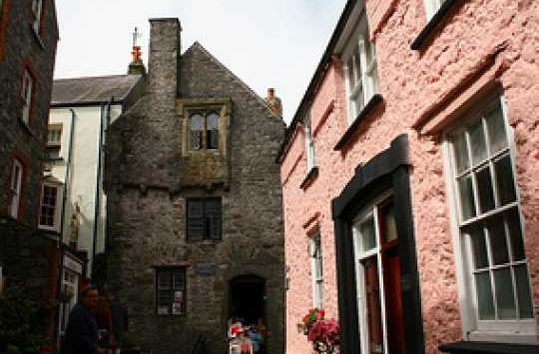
[
  {"left": 487, "top": 214, "right": 509, "bottom": 265},
  {"left": 458, "top": 175, "right": 476, "bottom": 221},
  {"left": 485, "top": 103, "right": 508, "bottom": 155},
  {"left": 452, "top": 132, "right": 470, "bottom": 174},
  {"left": 494, "top": 155, "right": 517, "bottom": 205},
  {"left": 468, "top": 120, "right": 488, "bottom": 166},
  {"left": 505, "top": 208, "right": 525, "bottom": 261},
  {"left": 469, "top": 227, "right": 488, "bottom": 269},
  {"left": 514, "top": 265, "right": 533, "bottom": 319},
  {"left": 158, "top": 273, "right": 171, "bottom": 290},
  {"left": 380, "top": 201, "right": 397, "bottom": 243},
  {"left": 205, "top": 198, "right": 222, "bottom": 240},
  {"left": 476, "top": 167, "right": 495, "bottom": 213},
  {"left": 475, "top": 271, "right": 495, "bottom": 320},
  {"left": 187, "top": 199, "right": 204, "bottom": 241},
  {"left": 493, "top": 268, "right": 517, "bottom": 319},
  {"left": 359, "top": 215, "right": 376, "bottom": 252}
]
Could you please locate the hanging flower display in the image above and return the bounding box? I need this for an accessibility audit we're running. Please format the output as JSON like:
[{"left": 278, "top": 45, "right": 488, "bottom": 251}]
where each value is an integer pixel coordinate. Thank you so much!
[{"left": 297, "top": 308, "right": 340, "bottom": 354}]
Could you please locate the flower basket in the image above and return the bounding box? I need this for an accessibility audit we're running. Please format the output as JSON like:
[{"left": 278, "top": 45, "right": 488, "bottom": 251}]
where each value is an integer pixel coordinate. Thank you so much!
[{"left": 297, "top": 309, "right": 340, "bottom": 354}]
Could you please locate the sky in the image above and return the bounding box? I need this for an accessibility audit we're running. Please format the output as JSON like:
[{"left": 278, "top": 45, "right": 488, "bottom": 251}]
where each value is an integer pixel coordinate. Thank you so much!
[{"left": 53, "top": 0, "right": 346, "bottom": 124}]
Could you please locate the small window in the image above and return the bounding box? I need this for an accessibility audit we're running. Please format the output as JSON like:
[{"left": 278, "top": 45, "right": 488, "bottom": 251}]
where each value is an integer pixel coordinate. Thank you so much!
[
  {"left": 423, "top": 0, "right": 448, "bottom": 20},
  {"left": 47, "top": 125, "right": 62, "bottom": 160},
  {"left": 305, "top": 113, "right": 315, "bottom": 172},
  {"left": 155, "top": 267, "right": 186, "bottom": 316},
  {"left": 9, "top": 159, "right": 24, "bottom": 219},
  {"left": 39, "top": 184, "right": 58, "bottom": 228},
  {"left": 189, "top": 111, "right": 220, "bottom": 150},
  {"left": 31, "top": 0, "right": 43, "bottom": 34},
  {"left": 310, "top": 233, "right": 324, "bottom": 309},
  {"left": 445, "top": 96, "right": 534, "bottom": 335},
  {"left": 21, "top": 69, "right": 34, "bottom": 126},
  {"left": 343, "top": 19, "right": 379, "bottom": 123},
  {"left": 186, "top": 198, "right": 222, "bottom": 241}
]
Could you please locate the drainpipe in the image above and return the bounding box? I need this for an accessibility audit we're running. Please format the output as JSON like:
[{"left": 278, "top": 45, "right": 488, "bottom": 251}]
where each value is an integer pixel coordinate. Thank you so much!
[
  {"left": 55, "top": 108, "right": 76, "bottom": 347},
  {"left": 91, "top": 100, "right": 110, "bottom": 281}
]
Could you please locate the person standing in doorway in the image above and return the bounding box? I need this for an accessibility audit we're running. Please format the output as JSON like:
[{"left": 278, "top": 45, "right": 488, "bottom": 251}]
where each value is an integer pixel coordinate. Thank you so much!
[
  {"left": 62, "top": 287, "right": 105, "bottom": 354},
  {"left": 109, "top": 293, "right": 127, "bottom": 354}
]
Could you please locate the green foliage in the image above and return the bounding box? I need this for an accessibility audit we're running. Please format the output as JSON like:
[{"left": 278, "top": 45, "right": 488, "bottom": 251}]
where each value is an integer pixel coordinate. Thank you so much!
[{"left": 0, "top": 287, "right": 50, "bottom": 354}]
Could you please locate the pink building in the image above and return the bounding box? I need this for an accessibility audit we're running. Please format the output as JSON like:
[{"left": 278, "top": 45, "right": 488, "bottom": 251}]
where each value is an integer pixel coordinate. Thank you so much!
[{"left": 278, "top": 0, "right": 539, "bottom": 353}]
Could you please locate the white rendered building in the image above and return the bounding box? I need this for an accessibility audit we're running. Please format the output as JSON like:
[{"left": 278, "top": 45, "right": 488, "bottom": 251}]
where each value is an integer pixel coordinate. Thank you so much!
[{"left": 42, "top": 74, "right": 144, "bottom": 277}]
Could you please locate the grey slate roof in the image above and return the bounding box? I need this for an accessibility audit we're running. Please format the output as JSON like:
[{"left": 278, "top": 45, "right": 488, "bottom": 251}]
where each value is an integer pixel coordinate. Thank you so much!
[{"left": 51, "top": 74, "right": 143, "bottom": 106}]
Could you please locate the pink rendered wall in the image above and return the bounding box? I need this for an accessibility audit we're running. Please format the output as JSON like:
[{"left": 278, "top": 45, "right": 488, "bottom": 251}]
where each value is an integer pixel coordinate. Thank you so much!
[{"left": 281, "top": 0, "right": 539, "bottom": 353}]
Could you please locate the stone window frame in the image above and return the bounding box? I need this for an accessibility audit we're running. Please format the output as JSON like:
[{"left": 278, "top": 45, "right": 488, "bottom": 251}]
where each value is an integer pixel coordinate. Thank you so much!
[
  {"left": 309, "top": 231, "right": 324, "bottom": 309},
  {"left": 155, "top": 267, "right": 187, "bottom": 316},
  {"left": 441, "top": 92, "right": 536, "bottom": 342},
  {"left": 0, "top": 0, "right": 8, "bottom": 61},
  {"left": 178, "top": 97, "right": 231, "bottom": 158},
  {"left": 20, "top": 66, "right": 35, "bottom": 128},
  {"left": 341, "top": 12, "right": 380, "bottom": 125}
]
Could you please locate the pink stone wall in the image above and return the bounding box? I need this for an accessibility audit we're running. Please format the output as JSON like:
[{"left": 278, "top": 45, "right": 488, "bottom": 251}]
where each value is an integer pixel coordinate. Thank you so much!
[{"left": 281, "top": 0, "right": 539, "bottom": 353}]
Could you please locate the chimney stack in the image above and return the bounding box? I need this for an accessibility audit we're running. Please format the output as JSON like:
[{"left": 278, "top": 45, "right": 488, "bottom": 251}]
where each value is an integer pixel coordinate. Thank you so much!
[
  {"left": 148, "top": 18, "right": 182, "bottom": 99},
  {"left": 265, "top": 88, "right": 283, "bottom": 116},
  {"left": 128, "top": 27, "right": 146, "bottom": 75}
]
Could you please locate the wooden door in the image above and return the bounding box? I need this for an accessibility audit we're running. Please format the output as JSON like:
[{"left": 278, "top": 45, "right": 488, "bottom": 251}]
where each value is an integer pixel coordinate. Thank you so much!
[{"left": 363, "top": 257, "right": 384, "bottom": 354}]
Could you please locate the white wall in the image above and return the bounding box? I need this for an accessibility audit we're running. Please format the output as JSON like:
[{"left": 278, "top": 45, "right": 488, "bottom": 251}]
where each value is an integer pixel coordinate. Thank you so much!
[{"left": 48, "top": 104, "right": 123, "bottom": 276}]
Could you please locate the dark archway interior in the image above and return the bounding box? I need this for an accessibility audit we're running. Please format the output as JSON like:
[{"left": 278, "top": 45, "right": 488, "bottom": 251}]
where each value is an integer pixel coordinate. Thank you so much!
[{"left": 229, "top": 275, "right": 265, "bottom": 325}]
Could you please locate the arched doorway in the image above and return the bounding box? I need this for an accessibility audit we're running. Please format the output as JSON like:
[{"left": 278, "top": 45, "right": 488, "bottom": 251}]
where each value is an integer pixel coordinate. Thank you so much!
[{"left": 229, "top": 275, "right": 265, "bottom": 325}]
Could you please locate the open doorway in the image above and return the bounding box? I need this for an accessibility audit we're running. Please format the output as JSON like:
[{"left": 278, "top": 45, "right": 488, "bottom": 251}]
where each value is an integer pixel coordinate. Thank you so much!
[{"left": 229, "top": 275, "right": 265, "bottom": 325}]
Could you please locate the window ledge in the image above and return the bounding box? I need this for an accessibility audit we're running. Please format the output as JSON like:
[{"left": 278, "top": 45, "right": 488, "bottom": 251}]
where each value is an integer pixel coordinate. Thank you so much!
[
  {"left": 439, "top": 341, "right": 539, "bottom": 354},
  {"left": 410, "top": 0, "right": 461, "bottom": 50},
  {"left": 31, "top": 25, "right": 45, "bottom": 49},
  {"left": 334, "top": 94, "right": 383, "bottom": 151},
  {"left": 300, "top": 166, "right": 319, "bottom": 190}
]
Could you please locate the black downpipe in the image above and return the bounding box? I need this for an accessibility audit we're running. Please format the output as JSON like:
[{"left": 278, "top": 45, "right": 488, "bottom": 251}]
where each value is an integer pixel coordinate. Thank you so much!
[{"left": 91, "top": 100, "right": 110, "bottom": 281}]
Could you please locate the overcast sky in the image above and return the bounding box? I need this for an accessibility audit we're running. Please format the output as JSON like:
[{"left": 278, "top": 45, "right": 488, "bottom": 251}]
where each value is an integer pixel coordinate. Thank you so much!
[{"left": 53, "top": 0, "right": 346, "bottom": 123}]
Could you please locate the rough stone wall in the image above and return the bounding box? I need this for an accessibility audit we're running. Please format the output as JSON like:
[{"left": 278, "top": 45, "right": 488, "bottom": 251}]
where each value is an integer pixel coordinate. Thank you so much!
[
  {"left": 106, "top": 20, "right": 286, "bottom": 354},
  {"left": 0, "top": 0, "right": 58, "bottom": 227},
  {"left": 281, "top": 0, "right": 539, "bottom": 353}
]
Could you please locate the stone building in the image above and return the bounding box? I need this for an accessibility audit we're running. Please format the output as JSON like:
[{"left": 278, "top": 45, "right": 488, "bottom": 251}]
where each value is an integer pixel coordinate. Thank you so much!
[
  {"left": 279, "top": 0, "right": 539, "bottom": 354},
  {"left": 0, "top": 0, "right": 81, "bottom": 347},
  {"left": 105, "top": 19, "right": 285, "bottom": 354}
]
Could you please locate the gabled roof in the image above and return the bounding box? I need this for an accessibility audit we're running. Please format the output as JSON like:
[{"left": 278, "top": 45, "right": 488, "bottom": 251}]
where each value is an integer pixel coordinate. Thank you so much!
[
  {"left": 51, "top": 74, "right": 143, "bottom": 106},
  {"left": 183, "top": 41, "right": 283, "bottom": 122},
  {"left": 276, "top": 0, "right": 357, "bottom": 163}
]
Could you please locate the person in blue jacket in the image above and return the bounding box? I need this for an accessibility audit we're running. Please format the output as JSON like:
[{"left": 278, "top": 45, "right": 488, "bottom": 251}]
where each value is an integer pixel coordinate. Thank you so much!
[{"left": 62, "top": 287, "right": 105, "bottom": 354}]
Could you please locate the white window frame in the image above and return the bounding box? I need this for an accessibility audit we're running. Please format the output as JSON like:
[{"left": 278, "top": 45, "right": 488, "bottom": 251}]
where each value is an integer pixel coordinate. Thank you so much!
[
  {"left": 38, "top": 183, "right": 59, "bottom": 230},
  {"left": 31, "top": 0, "right": 43, "bottom": 34},
  {"left": 342, "top": 15, "right": 379, "bottom": 124},
  {"left": 310, "top": 232, "right": 324, "bottom": 309},
  {"left": 21, "top": 69, "right": 33, "bottom": 126},
  {"left": 9, "top": 159, "right": 24, "bottom": 219},
  {"left": 304, "top": 113, "right": 316, "bottom": 172},
  {"left": 352, "top": 191, "right": 395, "bottom": 354},
  {"left": 47, "top": 124, "right": 63, "bottom": 159},
  {"left": 442, "top": 94, "right": 536, "bottom": 342}
]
